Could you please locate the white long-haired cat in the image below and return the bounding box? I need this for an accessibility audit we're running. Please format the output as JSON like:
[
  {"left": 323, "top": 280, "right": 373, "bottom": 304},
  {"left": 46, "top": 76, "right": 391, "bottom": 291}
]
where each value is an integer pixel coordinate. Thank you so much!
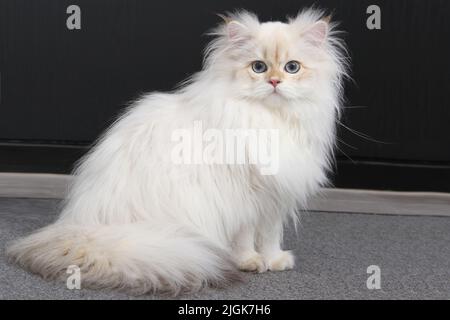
[{"left": 7, "top": 9, "right": 348, "bottom": 295}]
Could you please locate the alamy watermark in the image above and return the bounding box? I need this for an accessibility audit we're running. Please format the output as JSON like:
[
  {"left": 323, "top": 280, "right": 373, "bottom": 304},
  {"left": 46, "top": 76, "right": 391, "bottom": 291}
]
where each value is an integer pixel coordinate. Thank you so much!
[
  {"left": 66, "top": 5, "right": 81, "bottom": 30},
  {"left": 366, "top": 5, "right": 381, "bottom": 30},
  {"left": 171, "top": 121, "right": 280, "bottom": 175},
  {"left": 366, "top": 265, "right": 381, "bottom": 290},
  {"left": 66, "top": 265, "right": 81, "bottom": 290}
]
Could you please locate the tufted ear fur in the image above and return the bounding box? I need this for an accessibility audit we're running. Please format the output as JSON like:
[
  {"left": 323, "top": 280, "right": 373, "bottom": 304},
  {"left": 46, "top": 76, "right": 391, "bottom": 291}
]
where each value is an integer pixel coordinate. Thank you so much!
[
  {"left": 227, "top": 20, "right": 249, "bottom": 41},
  {"left": 302, "top": 19, "right": 329, "bottom": 46},
  {"left": 216, "top": 12, "right": 258, "bottom": 44}
]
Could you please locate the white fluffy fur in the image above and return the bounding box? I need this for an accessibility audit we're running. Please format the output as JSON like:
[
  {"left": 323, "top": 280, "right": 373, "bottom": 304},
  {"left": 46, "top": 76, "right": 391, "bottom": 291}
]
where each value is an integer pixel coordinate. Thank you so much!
[{"left": 7, "top": 9, "right": 348, "bottom": 295}]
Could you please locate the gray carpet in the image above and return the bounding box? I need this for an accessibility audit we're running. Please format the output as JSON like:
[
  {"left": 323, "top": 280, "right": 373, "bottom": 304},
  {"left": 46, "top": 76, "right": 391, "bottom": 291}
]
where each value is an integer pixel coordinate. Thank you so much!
[{"left": 1, "top": 197, "right": 449, "bottom": 299}]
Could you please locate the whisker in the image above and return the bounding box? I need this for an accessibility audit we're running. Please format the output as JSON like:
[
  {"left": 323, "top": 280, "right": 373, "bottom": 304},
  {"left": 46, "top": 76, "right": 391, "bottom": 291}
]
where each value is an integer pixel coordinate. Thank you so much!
[
  {"left": 337, "top": 120, "right": 392, "bottom": 144},
  {"left": 342, "top": 105, "right": 369, "bottom": 109},
  {"left": 336, "top": 137, "right": 357, "bottom": 150},
  {"left": 334, "top": 143, "right": 356, "bottom": 164}
]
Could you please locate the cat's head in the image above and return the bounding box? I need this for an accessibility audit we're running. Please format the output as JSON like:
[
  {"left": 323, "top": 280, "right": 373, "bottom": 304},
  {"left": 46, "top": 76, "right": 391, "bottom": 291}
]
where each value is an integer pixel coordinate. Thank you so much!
[{"left": 204, "top": 9, "right": 348, "bottom": 107}]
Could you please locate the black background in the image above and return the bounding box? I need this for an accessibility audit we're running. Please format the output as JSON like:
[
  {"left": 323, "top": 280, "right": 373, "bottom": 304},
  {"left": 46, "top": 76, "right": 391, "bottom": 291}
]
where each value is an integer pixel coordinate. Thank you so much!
[{"left": 0, "top": 0, "right": 449, "bottom": 191}]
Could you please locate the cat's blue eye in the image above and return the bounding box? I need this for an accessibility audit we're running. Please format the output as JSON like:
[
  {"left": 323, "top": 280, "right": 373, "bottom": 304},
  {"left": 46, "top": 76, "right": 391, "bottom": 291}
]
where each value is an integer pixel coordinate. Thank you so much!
[
  {"left": 284, "top": 61, "right": 301, "bottom": 74},
  {"left": 251, "top": 61, "right": 268, "bottom": 73}
]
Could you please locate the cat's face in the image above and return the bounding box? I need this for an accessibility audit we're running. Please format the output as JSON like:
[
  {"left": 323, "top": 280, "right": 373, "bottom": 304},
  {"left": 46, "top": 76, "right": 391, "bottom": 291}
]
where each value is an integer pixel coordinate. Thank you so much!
[
  {"left": 208, "top": 12, "right": 338, "bottom": 106},
  {"left": 233, "top": 22, "right": 324, "bottom": 105}
]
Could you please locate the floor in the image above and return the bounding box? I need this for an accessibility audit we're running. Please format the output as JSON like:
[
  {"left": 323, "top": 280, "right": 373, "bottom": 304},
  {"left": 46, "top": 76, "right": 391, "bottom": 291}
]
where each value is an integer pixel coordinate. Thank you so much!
[{"left": 1, "top": 197, "right": 449, "bottom": 300}]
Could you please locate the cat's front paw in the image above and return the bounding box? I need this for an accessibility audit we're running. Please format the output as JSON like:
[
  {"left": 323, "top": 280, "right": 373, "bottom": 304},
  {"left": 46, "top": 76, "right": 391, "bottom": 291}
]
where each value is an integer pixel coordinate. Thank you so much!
[
  {"left": 236, "top": 252, "right": 267, "bottom": 273},
  {"left": 264, "top": 250, "right": 295, "bottom": 272}
]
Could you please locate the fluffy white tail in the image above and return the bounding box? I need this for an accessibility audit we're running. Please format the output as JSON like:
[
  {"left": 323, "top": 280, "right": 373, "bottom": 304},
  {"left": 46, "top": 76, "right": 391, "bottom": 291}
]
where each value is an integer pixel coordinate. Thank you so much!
[{"left": 6, "top": 222, "right": 240, "bottom": 295}]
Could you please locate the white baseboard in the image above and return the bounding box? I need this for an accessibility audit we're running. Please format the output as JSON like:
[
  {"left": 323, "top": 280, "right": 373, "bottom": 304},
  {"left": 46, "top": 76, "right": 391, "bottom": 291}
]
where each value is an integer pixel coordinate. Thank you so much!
[
  {"left": 309, "top": 188, "right": 450, "bottom": 217},
  {"left": 0, "top": 172, "right": 70, "bottom": 199},
  {"left": 1, "top": 173, "right": 449, "bottom": 217}
]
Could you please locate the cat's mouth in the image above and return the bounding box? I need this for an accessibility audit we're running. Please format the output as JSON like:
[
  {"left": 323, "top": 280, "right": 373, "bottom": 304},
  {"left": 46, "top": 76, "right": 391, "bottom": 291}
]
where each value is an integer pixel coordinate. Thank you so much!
[
  {"left": 257, "top": 86, "right": 287, "bottom": 101},
  {"left": 266, "top": 88, "right": 287, "bottom": 101},
  {"left": 270, "top": 88, "right": 282, "bottom": 96}
]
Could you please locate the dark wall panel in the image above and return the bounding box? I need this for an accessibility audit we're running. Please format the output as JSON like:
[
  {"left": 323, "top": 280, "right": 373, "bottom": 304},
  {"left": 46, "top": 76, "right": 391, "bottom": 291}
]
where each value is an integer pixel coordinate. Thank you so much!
[{"left": 0, "top": 0, "right": 449, "bottom": 191}]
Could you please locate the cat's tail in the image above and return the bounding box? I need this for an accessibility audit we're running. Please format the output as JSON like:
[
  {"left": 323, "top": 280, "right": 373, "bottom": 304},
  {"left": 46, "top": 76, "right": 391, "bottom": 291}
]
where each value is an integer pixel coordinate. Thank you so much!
[{"left": 6, "top": 222, "right": 241, "bottom": 295}]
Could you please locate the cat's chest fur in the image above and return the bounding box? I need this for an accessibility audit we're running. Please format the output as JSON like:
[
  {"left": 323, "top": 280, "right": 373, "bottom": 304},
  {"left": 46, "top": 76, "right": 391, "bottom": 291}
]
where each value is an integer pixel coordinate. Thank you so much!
[
  {"left": 201, "top": 98, "right": 331, "bottom": 202},
  {"left": 254, "top": 106, "right": 328, "bottom": 195}
]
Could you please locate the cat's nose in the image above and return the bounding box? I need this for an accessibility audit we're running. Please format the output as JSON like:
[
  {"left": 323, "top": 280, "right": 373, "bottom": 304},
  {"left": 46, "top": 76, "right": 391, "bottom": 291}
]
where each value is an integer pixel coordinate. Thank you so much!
[{"left": 269, "top": 79, "right": 281, "bottom": 87}]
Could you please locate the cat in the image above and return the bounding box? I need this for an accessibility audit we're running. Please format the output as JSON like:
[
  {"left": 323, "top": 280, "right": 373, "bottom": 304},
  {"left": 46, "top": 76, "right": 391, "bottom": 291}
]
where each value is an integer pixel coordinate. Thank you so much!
[{"left": 7, "top": 8, "right": 348, "bottom": 295}]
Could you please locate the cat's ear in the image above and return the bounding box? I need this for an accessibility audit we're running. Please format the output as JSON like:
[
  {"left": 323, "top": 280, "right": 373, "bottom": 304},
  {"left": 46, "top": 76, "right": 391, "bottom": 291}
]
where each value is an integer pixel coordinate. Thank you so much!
[
  {"left": 227, "top": 21, "right": 249, "bottom": 40},
  {"left": 218, "top": 14, "right": 250, "bottom": 42},
  {"left": 302, "top": 18, "right": 329, "bottom": 46}
]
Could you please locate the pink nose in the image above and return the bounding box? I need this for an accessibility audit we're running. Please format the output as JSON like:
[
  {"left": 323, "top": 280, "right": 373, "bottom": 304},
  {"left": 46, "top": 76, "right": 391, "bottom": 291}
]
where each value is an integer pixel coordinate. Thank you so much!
[{"left": 269, "top": 79, "right": 281, "bottom": 87}]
